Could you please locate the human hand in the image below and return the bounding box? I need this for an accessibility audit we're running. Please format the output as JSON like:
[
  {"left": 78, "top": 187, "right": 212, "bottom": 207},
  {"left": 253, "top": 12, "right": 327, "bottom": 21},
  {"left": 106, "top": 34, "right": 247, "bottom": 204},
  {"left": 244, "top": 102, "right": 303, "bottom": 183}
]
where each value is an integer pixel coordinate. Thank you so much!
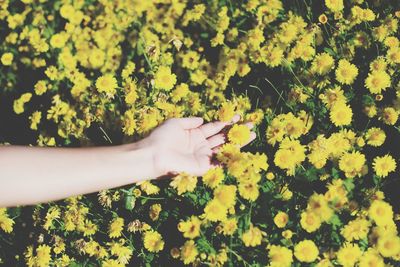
[{"left": 142, "top": 114, "right": 256, "bottom": 178}]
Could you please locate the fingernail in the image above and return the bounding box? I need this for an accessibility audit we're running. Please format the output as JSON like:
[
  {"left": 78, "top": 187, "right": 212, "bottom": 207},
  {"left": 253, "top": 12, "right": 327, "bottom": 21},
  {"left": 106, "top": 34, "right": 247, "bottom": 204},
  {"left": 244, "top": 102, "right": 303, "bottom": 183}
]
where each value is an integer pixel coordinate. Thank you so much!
[{"left": 230, "top": 114, "right": 240, "bottom": 124}]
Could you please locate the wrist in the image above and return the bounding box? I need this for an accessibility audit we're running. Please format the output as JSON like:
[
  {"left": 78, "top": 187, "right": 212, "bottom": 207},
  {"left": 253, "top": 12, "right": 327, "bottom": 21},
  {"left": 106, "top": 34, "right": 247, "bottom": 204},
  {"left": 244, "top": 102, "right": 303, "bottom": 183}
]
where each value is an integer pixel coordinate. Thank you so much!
[{"left": 120, "top": 138, "right": 164, "bottom": 180}]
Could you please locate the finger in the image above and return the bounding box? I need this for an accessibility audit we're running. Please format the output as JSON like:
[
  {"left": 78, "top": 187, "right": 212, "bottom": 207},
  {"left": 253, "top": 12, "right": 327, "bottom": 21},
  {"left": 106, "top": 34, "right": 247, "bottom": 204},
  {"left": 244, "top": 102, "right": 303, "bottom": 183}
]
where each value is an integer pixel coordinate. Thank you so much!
[
  {"left": 240, "top": 131, "right": 257, "bottom": 148},
  {"left": 212, "top": 131, "right": 256, "bottom": 153},
  {"left": 199, "top": 114, "right": 241, "bottom": 138},
  {"left": 244, "top": 122, "right": 254, "bottom": 130},
  {"left": 212, "top": 145, "right": 223, "bottom": 154},
  {"left": 230, "top": 114, "right": 241, "bottom": 124},
  {"left": 207, "top": 133, "right": 226, "bottom": 148},
  {"left": 176, "top": 117, "right": 204, "bottom": 129},
  {"left": 199, "top": 121, "right": 228, "bottom": 138}
]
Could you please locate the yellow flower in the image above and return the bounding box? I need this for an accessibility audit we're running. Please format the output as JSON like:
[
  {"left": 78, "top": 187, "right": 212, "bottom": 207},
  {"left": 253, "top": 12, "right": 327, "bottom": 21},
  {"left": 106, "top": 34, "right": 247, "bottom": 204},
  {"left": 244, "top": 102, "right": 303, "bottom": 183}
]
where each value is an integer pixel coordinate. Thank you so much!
[
  {"left": 268, "top": 245, "right": 293, "bottom": 267},
  {"left": 138, "top": 181, "right": 160, "bottom": 195},
  {"left": 154, "top": 65, "right": 177, "bottom": 91},
  {"left": 102, "top": 259, "right": 124, "bottom": 267},
  {"left": 340, "top": 218, "right": 371, "bottom": 241},
  {"left": 365, "top": 71, "right": 391, "bottom": 94},
  {"left": 122, "top": 109, "right": 136, "bottom": 136},
  {"left": 29, "top": 111, "right": 41, "bottom": 130},
  {"left": 214, "top": 184, "right": 236, "bottom": 208},
  {"left": 273, "top": 211, "right": 289, "bottom": 228},
  {"left": 143, "top": 230, "right": 164, "bottom": 252},
  {"left": 228, "top": 124, "right": 251, "bottom": 146},
  {"left": 178, "top": 216, "right": 201, "bottom": 239},
  {"left": 221, "top": 217, "right": 238, "bottom": 236},
  {"left": 181, "top": 50, "right": 200, "bottom": 70},
  {"left": 238, "top": 181, "right": 259, "bottom": 201},
  {"left": 180, "top": 240, "right": 198, "bottom": 264},
  {"left": 382, "top": 107, "right": 398, "bottom": 125},
  {"left": 325, "top": 0, "right": 344, "bottom": 13},
  {"left": 358, "top": 248, "right": 384, "bottom": 267},
  {"left": 274, "top": 138, "right": 306, "bottom": 175},
  {"left": 294, "top": 239, "right": 319, "bottom": 263},
  {"left": 13, "top": 92, "right": 32, "bottom": 114},
  {"left": 0, "top": 208, "right": 15, "bottom": 233},
  {"left": 109, "top": 239, "right": 133, "bottom": 264},
  {"left": 336, "top": 243, "right": 362, "bottom": 267},
  {"left": 261, "top": 45, "right": 284, "bottom": 67},
  {"left": 36, "top": 244, "right": 52, "bottom": 267},
  {"left": 170, "top": 172, "right": 197, "bottom": 195},
  {"left": 108, "top": 217, "right": 124, "bottom": 238},
  {"left": 307, "top": 194, "right": 333, "bottom": 222},
  {"left": 34, "top": 80, "right": 48, "bottom": 95},
  {"left": 338, "top": 151, "right": 366, "bottom": 178},
  {"left": 1, "top": 52, "right": 13, "bottom": 65},
  {"left": 50, "top": 32, "right": 68, "bottom": 48},
  {"left": 60, "top": 4, "right": 75, "bottom": 19},
  {"left": 317, "top": 259, "right": 334, "bottom": 267},
  {"left": 377, "top": 234, "right": 400, "bottom": 258},
  {"left": 318, "top": 14, "right": 328, "bottom": 24},
  {"left": 82, "top": 219, "right": 98, "bottom": 237},
  {"left": 203, "top": 199, "right": 228, "bottom": 222},
  {"left": 95, "top": 74, "right": 118, "bottom": 97},
  {"left": 282, "top": 229, "right": 293, "bottom": 239},
  {"left": 241, "top": 225, "right": 263, "bottom": 247},
  {"left": 45, "top": 66, "right": 59, "bottom": 80},
  {"left": 373, "top": 154, "right": 396, "bottom": 177},
  {"left": 202, "top": 166, "right": 225, "bottom": 189},
  {"left": 330, "top": 102, "right": 353, "bottom": 127},
  {"left": 310, "top": 52, "right": 334, "bottom": 75},
  {"left": 149, "top": 203, "right": 162, "bottom": 221},
  {"left": 84, "top": 240, "right": 100, "bottom": 257},
  {"left": 182, "top": 3, "right": 205, "bottom": 25},
  {"left": 217, "top": 101, "right": 236, "bottom": 122},
  {"left": 43, "top": 206, "right": 60, "bottom": 231},
  {"left": 365, "top": 127, "right": 386, "bottom": 146},
  {"left": 300, "top": 210, "right": 322, "bottom": 233},
  {"left": 171, "top": 83, "right": 190, "bottom": 103},
  {"left": 335, "top": 59, "right": 358, "bottom": 85},
  {"left": 368, "top": 200, "right": 393, "bottom": 226}
]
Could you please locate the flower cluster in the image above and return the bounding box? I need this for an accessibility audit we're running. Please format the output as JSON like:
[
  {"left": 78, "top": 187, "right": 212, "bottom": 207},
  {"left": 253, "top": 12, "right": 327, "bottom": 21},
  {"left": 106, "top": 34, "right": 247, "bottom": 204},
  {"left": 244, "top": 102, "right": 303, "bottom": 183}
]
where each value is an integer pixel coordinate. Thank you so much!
[{"left": 1, "top": 0, "right": 400, "bottom": 266}]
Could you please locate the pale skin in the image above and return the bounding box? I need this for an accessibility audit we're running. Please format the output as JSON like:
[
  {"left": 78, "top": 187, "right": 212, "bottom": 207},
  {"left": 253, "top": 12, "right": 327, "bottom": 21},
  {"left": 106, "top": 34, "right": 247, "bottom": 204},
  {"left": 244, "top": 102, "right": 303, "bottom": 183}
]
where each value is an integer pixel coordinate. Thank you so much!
[{"left": 0, "top": 114, "right": 256, "bottom": 208}]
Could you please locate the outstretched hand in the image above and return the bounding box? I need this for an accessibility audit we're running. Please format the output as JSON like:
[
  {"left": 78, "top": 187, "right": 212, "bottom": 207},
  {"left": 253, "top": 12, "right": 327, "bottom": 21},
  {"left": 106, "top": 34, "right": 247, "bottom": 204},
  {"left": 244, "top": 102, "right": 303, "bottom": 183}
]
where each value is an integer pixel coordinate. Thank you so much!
[{"left": 143, "top": 114, "right": 256, "bottom": 178}]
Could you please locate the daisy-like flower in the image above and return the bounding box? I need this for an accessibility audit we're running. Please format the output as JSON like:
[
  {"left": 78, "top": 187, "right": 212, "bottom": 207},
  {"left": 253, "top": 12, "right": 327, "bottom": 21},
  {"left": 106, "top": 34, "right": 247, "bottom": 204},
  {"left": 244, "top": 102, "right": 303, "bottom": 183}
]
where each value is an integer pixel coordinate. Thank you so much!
[
  {"left": 330, "top": 102, "right": 353, "bottom": 127},
  {"left": 143, "top": 230, "right": 165, "bottom": 252},
  {"left": 154, "top": 65, "right": 177, "bottom": 91},
  {"left": 228, "top": 124, "right": 251, "bottom": 146},
  {"left": 365, "top": 71, "right": 391, "bottom": 94},
  {"left": 373, "top": 154, "right": 396, "bottom": 177},
  {"left": 335, "top": 59, "right": 358, "bottom": 85},
  {"left": 294, "top": 239, "right": 319, "bottom": 263},
  {"left": 325, "top": 0, "right": 344, "bottom": 13},
  {"left": 96, "top": 74, "right": 118, "bottom": 97}
]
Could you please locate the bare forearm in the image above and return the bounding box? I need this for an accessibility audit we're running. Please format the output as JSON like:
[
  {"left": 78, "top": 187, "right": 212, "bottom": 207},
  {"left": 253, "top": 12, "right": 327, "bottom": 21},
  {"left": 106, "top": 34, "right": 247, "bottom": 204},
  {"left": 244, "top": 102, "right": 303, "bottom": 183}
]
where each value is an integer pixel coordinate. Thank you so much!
[{"left": 0, "top": 139, "right": 158, "bottom": 208}]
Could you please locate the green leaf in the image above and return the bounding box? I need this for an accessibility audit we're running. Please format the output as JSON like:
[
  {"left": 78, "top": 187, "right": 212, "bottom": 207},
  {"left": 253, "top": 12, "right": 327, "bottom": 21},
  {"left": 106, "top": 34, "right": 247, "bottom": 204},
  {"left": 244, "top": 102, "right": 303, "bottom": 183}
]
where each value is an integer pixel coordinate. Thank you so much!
[
  {"left": 125, "top": 194, "right": 136, "bottom": 211},
  {"left": 141, "top": 198, "right": 148, "bottom": 205},
  {"left": 197, "top": 237, "right": 216, "bottom": 254},
  {"left": 200, "top": 32, "right": 209, "bottom": 38},
  {"left": 328, "top": 214, "right": 342, "bottom": 229},
  {"left": 304, "top": 167, "right": 318, "bottom": 182},
  {"left": 331, "top": 167, "right": 340, "bottom": 179},
  {"left": 323, "top": 47, "right": 336, "bottom": 57},
  {"left": 343, "top": 178, "right": 355, "bottom": 192}
]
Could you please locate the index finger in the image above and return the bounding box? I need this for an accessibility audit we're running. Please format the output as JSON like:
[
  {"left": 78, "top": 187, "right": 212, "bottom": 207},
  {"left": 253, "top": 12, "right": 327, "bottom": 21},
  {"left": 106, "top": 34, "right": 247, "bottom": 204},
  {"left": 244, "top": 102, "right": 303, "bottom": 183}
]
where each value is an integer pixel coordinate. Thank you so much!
[{"left": 199, "top": 114, "right": 240, "bottom": 138}]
